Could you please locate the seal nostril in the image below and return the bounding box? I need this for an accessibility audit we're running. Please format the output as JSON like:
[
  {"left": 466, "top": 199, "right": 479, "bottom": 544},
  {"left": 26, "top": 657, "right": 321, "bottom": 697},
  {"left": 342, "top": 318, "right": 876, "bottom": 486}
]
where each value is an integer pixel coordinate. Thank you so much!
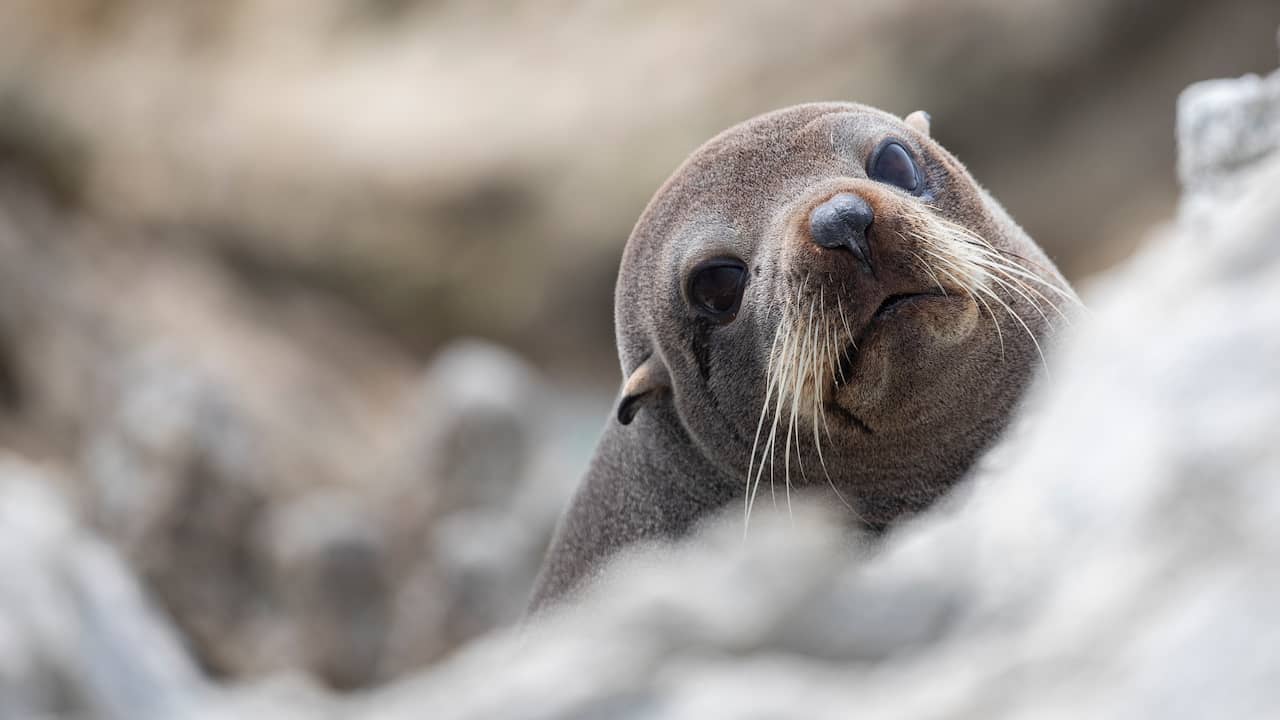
[{"left": 808, "top": 193, "right": 874, "bottom": 271}]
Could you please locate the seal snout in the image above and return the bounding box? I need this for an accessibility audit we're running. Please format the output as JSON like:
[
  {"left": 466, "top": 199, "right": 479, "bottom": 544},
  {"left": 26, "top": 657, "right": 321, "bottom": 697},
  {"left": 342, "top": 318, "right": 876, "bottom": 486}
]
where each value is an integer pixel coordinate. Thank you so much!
[{"left": 808, "top": 192, "right": 874, "bottom": 272}]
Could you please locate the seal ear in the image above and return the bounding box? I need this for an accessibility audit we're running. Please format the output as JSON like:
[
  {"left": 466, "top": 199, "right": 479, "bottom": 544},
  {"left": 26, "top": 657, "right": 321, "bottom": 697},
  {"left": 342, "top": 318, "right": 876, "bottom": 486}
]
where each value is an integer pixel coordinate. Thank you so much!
[
  {"left": 905, "top": 110, "right": 931, "bottom": 137},
  {"left": 616, "top": 356, "right": 671, "bottom": 425}
]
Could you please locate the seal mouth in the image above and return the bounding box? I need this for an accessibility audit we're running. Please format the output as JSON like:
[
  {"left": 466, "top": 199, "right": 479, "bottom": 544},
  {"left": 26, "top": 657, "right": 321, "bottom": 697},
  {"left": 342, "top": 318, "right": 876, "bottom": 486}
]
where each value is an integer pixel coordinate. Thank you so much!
[
  {"left": 828, "top": 291, "right": 946, "bottom": 432},
  {"left": 828, "top": 401, "right": 874, "bottom": 434},
  {"left": 873, "top": 291, "right": 939, "bottom": 319}
]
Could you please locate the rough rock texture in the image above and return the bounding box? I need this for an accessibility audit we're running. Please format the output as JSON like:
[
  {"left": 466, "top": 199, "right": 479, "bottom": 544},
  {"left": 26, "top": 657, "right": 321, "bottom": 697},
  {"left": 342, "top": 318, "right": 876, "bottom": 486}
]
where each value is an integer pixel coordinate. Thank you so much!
[
  {"left": 0, "top": 455, "right": 205, "bottom": 720},
  {"left": 0, "top": 171, "right": 582, "bottom": 685},
  {"left": 0, "top": 122, "right": 598, "bottom": 685},
  {"left": 2, "top": 59, "right": 1278, "bottom": 719}
]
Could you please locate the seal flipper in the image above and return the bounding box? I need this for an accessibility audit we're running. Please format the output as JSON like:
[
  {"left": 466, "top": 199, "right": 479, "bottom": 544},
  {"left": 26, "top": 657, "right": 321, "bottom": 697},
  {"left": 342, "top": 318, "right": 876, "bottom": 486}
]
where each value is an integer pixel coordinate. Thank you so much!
[{"left": 616, "top": 355, "right": 670, "bottom": 425}]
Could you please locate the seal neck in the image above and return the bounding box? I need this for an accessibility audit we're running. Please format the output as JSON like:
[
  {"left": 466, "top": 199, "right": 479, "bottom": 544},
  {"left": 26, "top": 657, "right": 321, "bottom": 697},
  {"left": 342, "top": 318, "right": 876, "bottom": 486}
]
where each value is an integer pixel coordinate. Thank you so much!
[{"left": 528, "top": 412, "right": 736, "bottom": 610}]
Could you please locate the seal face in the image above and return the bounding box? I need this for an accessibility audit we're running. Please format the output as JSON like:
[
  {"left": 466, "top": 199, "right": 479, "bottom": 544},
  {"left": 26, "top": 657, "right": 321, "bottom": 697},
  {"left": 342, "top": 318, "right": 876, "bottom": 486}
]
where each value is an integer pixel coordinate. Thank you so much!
[{"left": 532, "top": 103, "right": 1076, "bottom": 608}]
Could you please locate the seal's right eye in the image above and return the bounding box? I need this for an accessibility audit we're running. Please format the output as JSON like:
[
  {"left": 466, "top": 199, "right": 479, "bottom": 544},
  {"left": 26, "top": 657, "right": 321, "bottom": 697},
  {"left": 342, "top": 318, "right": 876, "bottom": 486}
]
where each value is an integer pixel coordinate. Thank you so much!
[
  {"left": 868, "top": 140, "right": 921, "bottom": 193},
  {"left": 688, "top": 260, "right": 747, "bottom": 323}
]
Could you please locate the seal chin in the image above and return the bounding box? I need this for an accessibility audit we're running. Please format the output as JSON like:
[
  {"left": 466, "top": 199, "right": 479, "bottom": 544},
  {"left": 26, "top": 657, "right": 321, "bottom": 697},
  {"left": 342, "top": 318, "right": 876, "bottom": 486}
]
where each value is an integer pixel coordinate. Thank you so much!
[
  {"left": 836, "top": 291, "right": 948, "bottom": 371},
  {"left": 828, "top": 291, "right": 954, "bottom": 430}
]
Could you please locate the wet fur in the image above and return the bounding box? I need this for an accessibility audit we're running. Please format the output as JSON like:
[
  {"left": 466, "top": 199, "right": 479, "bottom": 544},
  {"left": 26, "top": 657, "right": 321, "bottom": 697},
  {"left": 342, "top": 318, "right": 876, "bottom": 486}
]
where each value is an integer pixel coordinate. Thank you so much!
[{"left": 530, "top": 103, "right": 1076, "bottom": 610}]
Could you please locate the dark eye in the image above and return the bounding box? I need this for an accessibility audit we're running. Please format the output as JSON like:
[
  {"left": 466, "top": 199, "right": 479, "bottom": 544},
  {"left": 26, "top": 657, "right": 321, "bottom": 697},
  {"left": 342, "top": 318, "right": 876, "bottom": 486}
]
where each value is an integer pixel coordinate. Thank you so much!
[
  {"left": 868, "top": 141, "right": 920, "bottom": 192},
  {"left": 688, "top": 260, "right": 747, "bottom": 322}
]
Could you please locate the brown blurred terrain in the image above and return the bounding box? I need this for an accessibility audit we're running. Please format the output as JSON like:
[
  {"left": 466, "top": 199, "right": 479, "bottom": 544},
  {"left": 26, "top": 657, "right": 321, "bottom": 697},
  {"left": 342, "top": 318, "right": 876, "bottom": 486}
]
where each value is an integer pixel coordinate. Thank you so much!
[
  {"left": 3, "top": 0, "right": 1278, "bottom": 373},
  {"left": 0, "top": 0, "right": 1278, "bottom": 694}
]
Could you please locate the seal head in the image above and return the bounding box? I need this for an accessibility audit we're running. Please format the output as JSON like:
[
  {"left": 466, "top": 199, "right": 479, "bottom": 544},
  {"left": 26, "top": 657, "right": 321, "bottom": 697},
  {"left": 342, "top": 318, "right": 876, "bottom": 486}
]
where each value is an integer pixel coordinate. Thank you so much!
[{"left": 532, "top": 103, "right": 1075, "bottom": 608}]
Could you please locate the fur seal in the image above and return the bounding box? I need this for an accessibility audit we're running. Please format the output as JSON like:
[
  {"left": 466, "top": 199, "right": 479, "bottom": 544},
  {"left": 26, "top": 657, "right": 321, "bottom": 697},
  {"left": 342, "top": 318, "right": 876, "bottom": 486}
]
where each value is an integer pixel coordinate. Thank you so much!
[{"left": 531, "top": 103, "right": 1077, "bottom": 609}]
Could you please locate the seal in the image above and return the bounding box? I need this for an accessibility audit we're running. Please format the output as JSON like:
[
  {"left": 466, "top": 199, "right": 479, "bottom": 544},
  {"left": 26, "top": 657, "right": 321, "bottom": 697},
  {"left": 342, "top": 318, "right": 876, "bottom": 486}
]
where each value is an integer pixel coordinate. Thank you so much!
[{"left": 530, "top": 103, "right": 1077, "bottom": 609}]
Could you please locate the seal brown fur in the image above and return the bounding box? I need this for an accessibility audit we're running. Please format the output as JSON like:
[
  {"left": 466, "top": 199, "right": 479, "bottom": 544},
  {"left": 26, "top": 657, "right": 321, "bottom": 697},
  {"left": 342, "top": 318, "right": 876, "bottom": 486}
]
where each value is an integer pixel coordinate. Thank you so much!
[{"left": 531, "top": 103, "right": 1077, "bottom": 609}]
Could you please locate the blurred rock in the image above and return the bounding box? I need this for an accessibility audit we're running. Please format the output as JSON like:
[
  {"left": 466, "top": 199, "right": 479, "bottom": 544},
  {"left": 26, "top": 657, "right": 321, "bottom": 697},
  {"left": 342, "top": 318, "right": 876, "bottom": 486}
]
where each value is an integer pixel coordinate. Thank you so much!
[
  {"left": 0, "top": 454, "right": 205, "bottom": 720},
  {"left": 83, "top": 348, "right": 268, "bottom": 679},
  {"left": 0, "top": 164, "right": 584, "bottom": 688},
  {"left": 408, "top": 339, "right": 538, "bottom": 517},
  {"left": 1177, "top": 65, "right": 1280, "bottom": 234},
  {"left": 261, "top": 491, "right": 391, "bottom": 690},
  {"left": 382, "top": 340, "right": 567, "bottom": 673}
]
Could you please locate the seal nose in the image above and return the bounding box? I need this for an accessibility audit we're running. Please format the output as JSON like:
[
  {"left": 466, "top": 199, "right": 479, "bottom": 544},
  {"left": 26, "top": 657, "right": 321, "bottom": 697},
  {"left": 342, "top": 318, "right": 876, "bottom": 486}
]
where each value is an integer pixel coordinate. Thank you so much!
[{"left": 809, "top": 193, "right": 874, "bottom": 270}]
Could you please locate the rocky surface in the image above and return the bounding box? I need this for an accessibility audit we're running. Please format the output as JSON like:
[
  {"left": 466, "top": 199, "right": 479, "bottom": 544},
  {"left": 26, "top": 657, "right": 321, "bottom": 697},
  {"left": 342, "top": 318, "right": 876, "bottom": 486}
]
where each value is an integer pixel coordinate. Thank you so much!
[
  {"left": 0, "top": 455, "right": 205, "bottom": 720},
  {"left": 1, "top": 55, "right": 1278, "bottom": 720},
  {"left": 0, "top": 168, "right": 589, "bottom": 687}
]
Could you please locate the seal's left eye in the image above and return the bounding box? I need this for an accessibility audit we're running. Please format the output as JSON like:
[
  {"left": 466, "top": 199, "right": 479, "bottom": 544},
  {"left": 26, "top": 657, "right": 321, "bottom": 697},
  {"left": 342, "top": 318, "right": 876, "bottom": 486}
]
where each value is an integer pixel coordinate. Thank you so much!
[
  {"left": 868, "top": 141, "right": 920, "bottom": 193},
  {"left": 688, "top": 261, "right": 747, "bottom": 322}
]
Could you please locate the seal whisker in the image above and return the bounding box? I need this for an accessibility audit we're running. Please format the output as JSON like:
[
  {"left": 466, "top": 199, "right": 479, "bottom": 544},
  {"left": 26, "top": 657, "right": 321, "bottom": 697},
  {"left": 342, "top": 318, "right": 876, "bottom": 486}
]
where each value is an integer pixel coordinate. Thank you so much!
[
  {"left": 961, "top": 246, "right": 1072, "bottom": 324},
  {"left": 766, "top": 308, "right": 795, "bottom": 510},
  {"left": 755, "top": 319, "right": 787, "bottom": 515},
  {"left": 811, "top": 289, "right": 827, "bottom": 452},
  {"left": 896, "top": 228, "right": 948, "bottom": 296},
  {"left": 813, "top": 305, "right": 855, "bottom": 514},
  {"left": 967, "top": 270, "right": 1051, "bottom": 376},
  {"left": 820, "top": 308, "right": 837, "bottom": 444},
  {"left": 934, "top": 232, "right": 1063, "bottom": 374},
  {"left": 904, "top": 226, "right": 984, "bottom": 290},
  {"left": 744, "top": 322, "right": 786, "bottom": 536},
  {"left": 773, "top": 295, "right": 793, "bottom": 509},
  {"left": 908, "top": 250, "right": 950, "bottom": 298},
  {"left": 932, "top": 252, "right": 1023, "bottom": 359},
  {"left": 932, "top": 216, "right": 1082, "bottom": 310},
  {"left": 920, "top": 247, "right": 1008, "bottom": 362},
  {"left": 798, "top": 296, "right": 819, "bottom": 483},
  {"left": 814, "top": 286, "right": 828, "bottom": 439},
  {"left": 750, "top": 284, "right": 798, "bottom": 523},
  {"left": 835, "top": 295, "right": 856, "bottom": 385},
  {"left": 764, "top": 280, "right": 805, "bottom": 512},
  {"left": 904, "top": 208, "right": 1079, "bottom": 326},
  {"left": 972, "top": 258, "right": 1057, "bottom": 332},
  {"left": 971, "top": 287, "right": 1007, "bottom": 362},
  {"left": 783, "top": 294, "right": 818, "bottom": 520},
  {"left": 987, "top": 249, "right": 1088, "bottom": 313}
]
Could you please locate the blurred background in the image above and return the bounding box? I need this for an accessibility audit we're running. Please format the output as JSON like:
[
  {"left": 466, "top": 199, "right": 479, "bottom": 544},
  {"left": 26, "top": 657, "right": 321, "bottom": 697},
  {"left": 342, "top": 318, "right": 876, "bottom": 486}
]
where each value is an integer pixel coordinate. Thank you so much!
[{"left": 0, "top": 0, "right": 1277, "bottom": 694}]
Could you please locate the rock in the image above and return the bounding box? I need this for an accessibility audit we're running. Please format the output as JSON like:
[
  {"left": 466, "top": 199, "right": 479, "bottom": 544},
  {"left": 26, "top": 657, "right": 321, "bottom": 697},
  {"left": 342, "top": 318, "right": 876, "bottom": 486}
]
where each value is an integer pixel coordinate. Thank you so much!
[
  {"left": 381, "top": 339, "right": 567, "bottom": 672},
  {"left": 260, "top": 491, "right": 392, "bottom": 690},
  {"left": 81, "top": 348, "right": 269, "bottom": 679},
  {"left": 407, "top": 339, "right": 538, "bottom": 517},
  {"left": 0, "top": 454, "right": 205, "bottom": 720},
  {"left": 0, "top": 164, "right": 578, "bottom": 686},
  {"left": 1177, "top": 65, "right": 1280, "bottom": 235}
]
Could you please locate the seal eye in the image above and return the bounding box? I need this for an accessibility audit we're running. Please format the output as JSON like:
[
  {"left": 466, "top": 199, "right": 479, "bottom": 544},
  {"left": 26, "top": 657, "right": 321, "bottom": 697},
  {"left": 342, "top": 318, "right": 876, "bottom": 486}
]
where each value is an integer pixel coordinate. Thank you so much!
[
  {"left": 868, "top": 141, "right": 920, "bottom": 193},
  {"left": 688, "top": 260, "right": 747, "bottom": 322}
]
